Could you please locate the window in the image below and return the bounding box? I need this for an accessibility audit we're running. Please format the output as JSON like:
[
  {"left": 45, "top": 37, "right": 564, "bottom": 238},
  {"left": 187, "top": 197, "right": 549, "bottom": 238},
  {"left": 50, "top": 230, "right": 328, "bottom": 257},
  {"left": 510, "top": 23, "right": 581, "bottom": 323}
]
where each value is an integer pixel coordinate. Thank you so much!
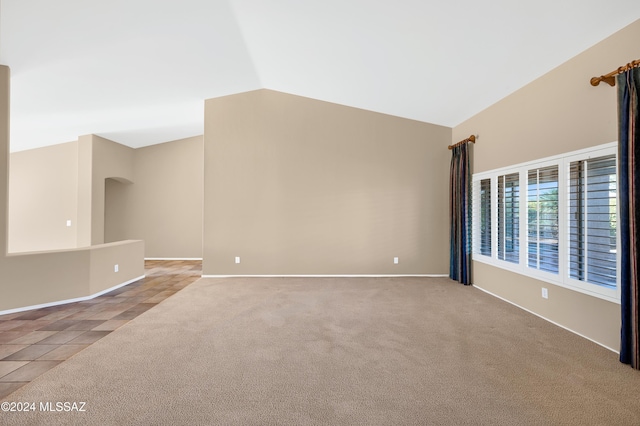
[
  {"left": 472, "top": 143, "right": 619, "bottom": 303},
  {"left": 527, "top": 165, "right": 559, "bottom": 274},
  {"left": 568, "top": 154, "right": 617, "bottom": 288},
  {"left": 498, "top": 173, "right": 519, "bottom": 263},
  {"left": 478, "top": 179, "right": 491, "bottom": 256}
]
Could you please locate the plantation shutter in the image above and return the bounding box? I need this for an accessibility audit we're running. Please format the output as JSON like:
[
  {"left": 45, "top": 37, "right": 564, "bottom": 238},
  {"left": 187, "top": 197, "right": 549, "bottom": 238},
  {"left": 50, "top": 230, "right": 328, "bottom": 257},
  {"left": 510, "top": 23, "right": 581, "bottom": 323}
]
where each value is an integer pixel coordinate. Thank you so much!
[
  {"left": 568, "top": 154, "right": 617, "bottom": 288},
  {"left": 472, "top": 178, "right": 492, "bottom": 257},
  {"left": 527, "top": 165, "right": 559, "bottom": 273},
  {"left": 498, "top": 173, "right": 519, "bottom": 263}
]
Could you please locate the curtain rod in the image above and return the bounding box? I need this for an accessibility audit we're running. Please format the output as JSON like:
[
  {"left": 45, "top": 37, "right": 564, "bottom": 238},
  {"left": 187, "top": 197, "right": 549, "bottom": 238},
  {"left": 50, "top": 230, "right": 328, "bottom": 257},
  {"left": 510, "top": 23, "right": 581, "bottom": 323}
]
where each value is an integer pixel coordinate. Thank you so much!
[
  {"left": 448, "top": 135, "right": 476, "bottom": 150},
  {"left": 590, "top": 59, "right": 640, "bottom": 87}
]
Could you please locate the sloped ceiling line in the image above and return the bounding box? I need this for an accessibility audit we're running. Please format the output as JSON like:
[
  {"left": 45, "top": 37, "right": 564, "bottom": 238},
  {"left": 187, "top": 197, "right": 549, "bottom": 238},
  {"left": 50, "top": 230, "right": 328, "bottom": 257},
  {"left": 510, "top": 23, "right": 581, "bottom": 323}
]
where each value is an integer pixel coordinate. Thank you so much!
[{"left": 0, "top": 0, "right": 639, "bottom": 152}]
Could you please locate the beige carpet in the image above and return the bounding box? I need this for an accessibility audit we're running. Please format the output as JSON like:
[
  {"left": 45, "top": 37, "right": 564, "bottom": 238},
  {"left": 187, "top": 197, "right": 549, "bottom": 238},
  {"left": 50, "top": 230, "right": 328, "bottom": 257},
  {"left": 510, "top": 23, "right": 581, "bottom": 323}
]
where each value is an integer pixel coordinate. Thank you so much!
[{"left": 1, "top": 276, "right": 640, "bottom": 425}]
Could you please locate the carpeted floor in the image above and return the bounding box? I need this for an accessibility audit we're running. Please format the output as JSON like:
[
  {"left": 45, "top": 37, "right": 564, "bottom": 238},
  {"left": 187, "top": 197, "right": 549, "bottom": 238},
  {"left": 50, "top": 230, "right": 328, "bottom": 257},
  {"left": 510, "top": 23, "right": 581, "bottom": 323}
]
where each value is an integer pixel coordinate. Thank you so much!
[{"left": 1, "top": 276, "right": 639, "bottom": 425}]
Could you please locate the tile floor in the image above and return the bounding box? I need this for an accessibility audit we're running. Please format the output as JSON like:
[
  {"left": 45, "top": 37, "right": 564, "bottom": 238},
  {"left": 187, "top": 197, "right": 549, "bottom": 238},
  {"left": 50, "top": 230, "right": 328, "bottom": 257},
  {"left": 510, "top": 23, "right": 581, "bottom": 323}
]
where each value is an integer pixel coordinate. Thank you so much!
[{"left": 0, "top": 259, "right": 201, "bottom": 400}]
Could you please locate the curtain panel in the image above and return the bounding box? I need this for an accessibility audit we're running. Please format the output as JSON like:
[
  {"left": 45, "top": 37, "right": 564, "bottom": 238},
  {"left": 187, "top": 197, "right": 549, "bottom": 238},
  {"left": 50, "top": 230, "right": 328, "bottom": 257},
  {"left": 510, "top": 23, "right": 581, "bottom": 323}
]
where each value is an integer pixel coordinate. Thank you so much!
[
  {"left": 449, "top": 144, "right": 472, "bottom": 285},
  {"left": 617, "top": 68, "right": 640, "bottom": 369}
]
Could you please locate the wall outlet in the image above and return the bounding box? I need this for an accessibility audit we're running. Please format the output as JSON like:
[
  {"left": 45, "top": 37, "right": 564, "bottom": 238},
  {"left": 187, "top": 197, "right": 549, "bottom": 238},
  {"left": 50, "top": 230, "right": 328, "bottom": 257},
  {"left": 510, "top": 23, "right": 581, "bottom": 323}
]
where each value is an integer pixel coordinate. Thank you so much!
[
  {"left": 542, "top": 287, "right": 548, "bottom": 299},
  {"left": 235, "top": 256, "right": 240, "bottom": 264},
  {"left": 66, "top": 220, "right": 72, "bottom": 227},
  {"left": 114, "top": 264, "right": 119, "bottom": 273},
  {"left": 393, "top": 257, "right": 399, "bottom": 264}
]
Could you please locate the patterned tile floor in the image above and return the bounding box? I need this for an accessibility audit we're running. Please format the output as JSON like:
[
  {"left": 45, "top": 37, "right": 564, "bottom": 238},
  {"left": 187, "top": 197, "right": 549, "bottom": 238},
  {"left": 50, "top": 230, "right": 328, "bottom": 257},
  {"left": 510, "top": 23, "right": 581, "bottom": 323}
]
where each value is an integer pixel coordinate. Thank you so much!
[{"left": 0, "top": 259, "right": 201, "bottom": 400}]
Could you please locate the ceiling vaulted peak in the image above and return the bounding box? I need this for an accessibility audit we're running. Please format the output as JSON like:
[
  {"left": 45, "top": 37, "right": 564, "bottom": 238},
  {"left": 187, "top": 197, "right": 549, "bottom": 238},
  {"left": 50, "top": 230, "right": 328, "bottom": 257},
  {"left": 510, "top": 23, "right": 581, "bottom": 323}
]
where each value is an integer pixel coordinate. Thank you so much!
[{"left": 1, "top": 0, "right": 639, "bottom": 151}]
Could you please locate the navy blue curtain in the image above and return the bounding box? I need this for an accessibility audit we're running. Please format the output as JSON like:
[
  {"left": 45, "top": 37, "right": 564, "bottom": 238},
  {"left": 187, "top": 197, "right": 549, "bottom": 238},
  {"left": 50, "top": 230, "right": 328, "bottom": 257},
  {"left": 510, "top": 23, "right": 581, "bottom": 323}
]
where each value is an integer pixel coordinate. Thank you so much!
[
  {"left": 449, "top": 143, "right": 472, "bottom": 285},
  {"left": 617, "top": 68, "right": 640, "bottom": 369}
]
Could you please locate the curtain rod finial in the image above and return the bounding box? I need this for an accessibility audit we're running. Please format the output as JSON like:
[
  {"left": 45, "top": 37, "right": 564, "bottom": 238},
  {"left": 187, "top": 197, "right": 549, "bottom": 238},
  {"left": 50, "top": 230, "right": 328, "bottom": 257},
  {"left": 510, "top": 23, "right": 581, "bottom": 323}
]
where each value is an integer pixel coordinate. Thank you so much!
[{"left": 591, "top": 76, "right": 616, "bottom": 87}]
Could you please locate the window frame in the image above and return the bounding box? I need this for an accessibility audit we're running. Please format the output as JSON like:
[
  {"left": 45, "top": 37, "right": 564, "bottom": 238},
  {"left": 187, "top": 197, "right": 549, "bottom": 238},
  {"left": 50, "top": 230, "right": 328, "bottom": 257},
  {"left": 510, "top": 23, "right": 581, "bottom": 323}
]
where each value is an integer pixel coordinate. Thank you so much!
[
  {"left": 472, "top": 142, "right": 620, "bottom": 303},
  {"left": 526, "top": 162, "right": 560, "bottom": 275},
  {"left": 497, "top": 172, "right": 520, "bottom": 264},
  {"left": 477, "top": 178, "right": 492, "bottom": 257}
]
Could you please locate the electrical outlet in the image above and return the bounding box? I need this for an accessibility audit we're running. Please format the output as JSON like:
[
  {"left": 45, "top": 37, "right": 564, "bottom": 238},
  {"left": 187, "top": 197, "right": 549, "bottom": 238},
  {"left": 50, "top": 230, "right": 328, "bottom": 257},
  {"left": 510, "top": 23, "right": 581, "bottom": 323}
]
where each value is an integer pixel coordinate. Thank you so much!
[
  {"left": 542, "top": 288, "right": 548, "bottom": 299},
  {"left": 114, "top": 264, "right": 119, "bottom": 273},
  {"left": 66, "top": 220, "right": 72, "bottom": 227},
  {"left": 235, "top": 256, "right": 240, "bottom": 264},
  {"left": 393, "top": 257, "right": 399, "bottom": 264}
]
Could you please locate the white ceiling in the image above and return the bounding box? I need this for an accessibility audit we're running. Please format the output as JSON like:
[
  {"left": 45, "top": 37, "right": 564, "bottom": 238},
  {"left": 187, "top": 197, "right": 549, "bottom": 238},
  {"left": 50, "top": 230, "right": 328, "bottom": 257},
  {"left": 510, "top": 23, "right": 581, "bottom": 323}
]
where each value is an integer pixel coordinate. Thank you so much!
[{"left": 1, "top": 0, "right": 639, "bottom": 152}]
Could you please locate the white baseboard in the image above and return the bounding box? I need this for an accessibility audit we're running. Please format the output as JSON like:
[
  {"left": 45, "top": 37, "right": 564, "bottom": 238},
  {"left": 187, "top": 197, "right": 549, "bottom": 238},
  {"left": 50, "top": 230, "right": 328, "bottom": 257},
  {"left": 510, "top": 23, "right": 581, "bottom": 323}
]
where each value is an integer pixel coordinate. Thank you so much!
[
  {"left": 145, "top": 258, "right": 203, "bottom": 261},
  {"left": 0, "top": 275, "right": 146, "bottom": 317},
  {"left": 473, "top": 285, "right": 619, "bottom": 354},
  {"left": 202, "top": 274, "right": 449, "bottom": 278}
]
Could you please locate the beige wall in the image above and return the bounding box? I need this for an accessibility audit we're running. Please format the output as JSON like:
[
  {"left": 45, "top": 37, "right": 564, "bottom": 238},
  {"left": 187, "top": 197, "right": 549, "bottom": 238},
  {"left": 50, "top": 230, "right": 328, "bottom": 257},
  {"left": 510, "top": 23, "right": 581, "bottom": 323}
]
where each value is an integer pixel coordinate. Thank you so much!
[
  {"left": 105, "top": 136, "right": 203, "bottom": 258},
  {"left": 9, "top": 141, "right": 79, "bottom": 252},
  {"left": 1, "top": 66, "right": 10, "bottom": 254},
  {"left": 89, "top": 135, "right": 135, "bottom": 246},
  {"left": 0, "top": 65, "right": 144, "bottom": 313},
  {"left": 9, "top": 133, "right": 201, "bottom": 259},
  {"left": 9, "top": 134, "right": 135, "bottom": 251},
  {"left": 204, "top": 89, "right": 451, "bottom": 275},
  {"left": 88, "top": 241, "right": 145, "bottom": 295},
  {"left": 452, "top": 19, "right": 640, "bottom": 350},
  {"left": 473, "top": 263, "right": 620, "bottom": 350},
  {"left": 104, "top": 178, "right": 130, "bottom": 244}
]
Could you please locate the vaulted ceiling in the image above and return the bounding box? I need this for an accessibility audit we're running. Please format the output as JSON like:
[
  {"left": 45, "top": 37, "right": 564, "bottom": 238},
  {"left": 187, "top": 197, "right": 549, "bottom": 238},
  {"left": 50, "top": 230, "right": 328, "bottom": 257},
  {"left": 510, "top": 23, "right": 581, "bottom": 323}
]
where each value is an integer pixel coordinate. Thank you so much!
[{"left": 1, "top": 0, "right": 639, "bottom": 152}]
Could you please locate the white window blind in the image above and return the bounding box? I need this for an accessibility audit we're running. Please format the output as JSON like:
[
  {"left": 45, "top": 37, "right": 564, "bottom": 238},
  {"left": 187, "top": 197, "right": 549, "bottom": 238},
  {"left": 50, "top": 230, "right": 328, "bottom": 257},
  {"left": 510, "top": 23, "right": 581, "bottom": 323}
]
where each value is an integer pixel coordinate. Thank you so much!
[
  {"left": 527, "top": 165, "right": 559, "bottom": 274},
  {"left": 473, "top": 178, "right": 492, "bottom": 257},
  {"left": 498, "top": 173, "right": 519, "bottom": 264},
  {"left": 569, "top": 154, "right": 617, "bottom": 288}
]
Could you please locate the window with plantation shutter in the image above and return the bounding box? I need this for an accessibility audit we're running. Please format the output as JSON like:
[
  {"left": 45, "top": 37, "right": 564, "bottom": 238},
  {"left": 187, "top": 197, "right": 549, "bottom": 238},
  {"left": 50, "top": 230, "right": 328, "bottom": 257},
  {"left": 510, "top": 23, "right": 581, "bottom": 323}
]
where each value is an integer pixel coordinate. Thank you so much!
[
  {"left": 472, "top": 178, "right": 492, "bottom": 257},
  {"left": 472, "top": 142, "right": 618, "bottom": 303},
  {"left": 498, "top": 173, "right": 519, "bottom": 264},
  {"left": 569, "top": 154, "right": 617, "bottom": 288},
  {"left": 527, "top": 165, "right": 559, "bottom": 274},
  {"left": 479, "top": 179, "right": 491, "bottom": 256}
]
